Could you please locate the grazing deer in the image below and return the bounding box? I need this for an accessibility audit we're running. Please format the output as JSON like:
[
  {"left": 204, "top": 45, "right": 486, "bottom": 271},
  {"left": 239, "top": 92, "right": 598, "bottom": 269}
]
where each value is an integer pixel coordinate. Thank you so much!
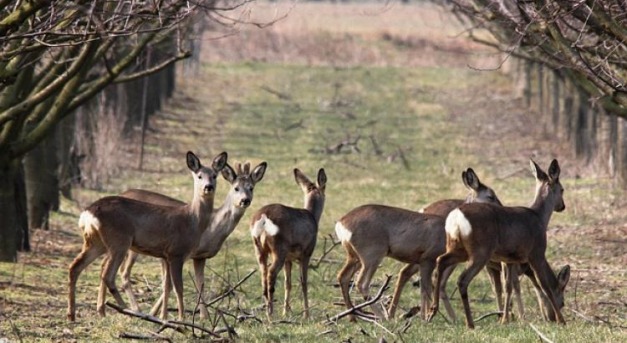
[
  {"left": 67, "top": 151, "right": 227, "bottom": 321},
  {"left": 250, "top": 168, "right": 327, "bottom": 319},
  {"left": 119, "top": 161, "right": 267, "bottom": 319},
  {"left": 427, "top": 159, "right": 571, "bottom": 329},
  {"left": 335, "top": 168, "right": 502, "bottom": 321}
]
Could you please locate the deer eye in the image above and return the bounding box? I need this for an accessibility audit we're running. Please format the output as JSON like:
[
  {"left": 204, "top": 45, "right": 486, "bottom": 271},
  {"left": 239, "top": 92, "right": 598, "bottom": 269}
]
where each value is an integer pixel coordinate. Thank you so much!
[
  {"left": 212, "top": 175, "right": 217, "bottom": 180},
  {"left": 235, "top": 187, "right": 240, "bottom": 192},
  {"left": 197, "top": 175, "right": 202, "bottom": 179}
]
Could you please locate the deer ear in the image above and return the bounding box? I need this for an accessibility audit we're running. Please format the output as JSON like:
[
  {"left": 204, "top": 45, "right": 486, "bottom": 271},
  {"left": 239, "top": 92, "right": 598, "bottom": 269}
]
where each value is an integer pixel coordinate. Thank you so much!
[
  {"left": 548, "top": 159, "right": 561, "bottom": 181},
  {"left": 557, "top": 265, "right": 571, "bottom": 290},
  {"left": 212, "top": 152, "right": 228, "bottom": 172},
  {"left": 221, "top": 163, "right": 236, "bottom": 183},
  {"left": 463, "top": 168, "right": 480, "bottom": 191},
  {"left": 317, "top": 168, "right": 327, "bottom": 189},
  {"left": 186, "top": 151, "right": 201, "bottom": 172},
  {"left": 530, "top": 159, "right": 547, "bottom": 181},
  {"left": 251, "top": 162, "right": 267, "bottom": 184}
]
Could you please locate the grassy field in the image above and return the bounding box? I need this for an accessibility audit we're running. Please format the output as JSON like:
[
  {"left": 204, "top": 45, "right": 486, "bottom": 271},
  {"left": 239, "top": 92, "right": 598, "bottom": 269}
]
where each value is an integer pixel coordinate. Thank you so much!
[{"left": 1, "top": 2, "right": 625, "bottom": 342}]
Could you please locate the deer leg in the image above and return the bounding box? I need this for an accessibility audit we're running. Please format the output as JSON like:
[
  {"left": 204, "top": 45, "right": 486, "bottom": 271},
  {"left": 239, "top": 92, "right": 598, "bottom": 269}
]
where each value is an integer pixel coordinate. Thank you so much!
[
  {"left": 99, "top": 249, "right": 128, "bottom": 317},
  {"left": 529, "top": 258, "right": 566, "bottom": 324},
  {"left": 149, "top": 259, "right": 168, "bottom": 316},
  {"left": 457, "top": 255, "right": 490, "bottom": 329},
  {"left": 512, "top": 264, "right": 525, "bottom": 320},
  {"left": 253, "top": 240, "right": 269, "bottom": 307},
  {"left": 337, "top": 248, "right": 360, "bottom": 321},
  {"left": 439, "top": 264, "right": 458, "bottom": 323},
  {"left": 355, "top": 255, "right": 386, "bottom": 319},
  {"left": 428, "top": 250, "right": 466, "bottom": 322},
  {"left": 485, "top": 262, "right": 504, "bottom": 315},
  {"left": 169, "top": 257, "right": 186, "bottom": 321},
  {"left": 67, "top": 242, "right": 106, "bottom": 321},
  {"left": 300, "top": 256, "right": 311, "bottom": 319},
  {"left": 283, "top": 260, "right": 292, "bottom": 316},
  {"left": 120, "top": 251, "right": 141, "bottom": 311},
  {"left": 97, "top": 256, "right": 110, "bottom": 317},
  {"left": 500, "top": 262, "right": 514, "bottom": 324},
  {"left": 389, "top": 263, "right": 420, "bottom": 319},
  {"left": 419, "top": 259, "right": 436, "bottom": 320},
  {"left": 526, "top": 268, "right": 552, "bottom": 321},
  {"left": 266, "top": 250, "right": 287, "bottom": 319},
  {"left": 160, "top": 259, "right": 172, "bottom": 320},
  {"left": 193, "top": 258, "right": 210, "bottom": 319}
]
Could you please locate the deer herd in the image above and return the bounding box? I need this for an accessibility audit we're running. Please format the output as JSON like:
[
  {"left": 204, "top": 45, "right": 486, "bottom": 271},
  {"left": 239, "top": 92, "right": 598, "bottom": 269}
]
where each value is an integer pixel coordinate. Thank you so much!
[{"left": 67, "top": 151, "right": 570, "bottom": 330}]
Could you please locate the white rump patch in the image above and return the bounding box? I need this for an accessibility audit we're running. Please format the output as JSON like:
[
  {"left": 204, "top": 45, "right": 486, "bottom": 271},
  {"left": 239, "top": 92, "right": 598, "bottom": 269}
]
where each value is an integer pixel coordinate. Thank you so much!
[
  {"left": 418, "top": 207, "right": 425, "bottom": 213},
  {"left": 335, "top": 222, "right": 352, "bottom": 243},
  {"left": 78, "top": 210, "right": 101, "bottom": 236},
  {"left": 251, "top": 214, "right": 280, "bottom": 238},
  {"left": 445, "top": 208, "right": 472, "bottom": 240}
]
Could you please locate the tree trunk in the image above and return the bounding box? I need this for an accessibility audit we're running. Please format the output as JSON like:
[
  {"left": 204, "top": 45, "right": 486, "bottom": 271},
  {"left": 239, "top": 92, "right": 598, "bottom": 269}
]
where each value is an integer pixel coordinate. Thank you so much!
[
  {"left": 620, "top": 118, "right": 627, "bottom": 188},
  {"left": 23, "top": 131, "right": 59, "bottom": 231},
  {"left": 14, "top": 162, "right": 30, "bottom": 252},
  {"left": 0, "top": 158, "right": 20, "bottom": 262}
]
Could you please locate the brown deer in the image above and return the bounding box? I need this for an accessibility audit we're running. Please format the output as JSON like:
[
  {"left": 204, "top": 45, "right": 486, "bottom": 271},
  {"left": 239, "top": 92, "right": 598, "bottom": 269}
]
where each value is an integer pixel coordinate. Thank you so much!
[
  {"left": 250, "top": 168, "right": 326, "bottom": 319},
  {"left": 119, "top": 161, "right": 267, "bottom": 319},
  {"left": 335, "top": 168, "right": 502, "bottom": 322},
  {"left": 422, "top": 169, "right": 527, "bottom": 320},
  {"left": 424, "top": 170, "right": 569, "bottom": 323},
  {"left": 427, "top": 159, "right": 571, "bottom": 329},
  {"left": 67, "top": 151, "right": 227, "bottom": 321}
]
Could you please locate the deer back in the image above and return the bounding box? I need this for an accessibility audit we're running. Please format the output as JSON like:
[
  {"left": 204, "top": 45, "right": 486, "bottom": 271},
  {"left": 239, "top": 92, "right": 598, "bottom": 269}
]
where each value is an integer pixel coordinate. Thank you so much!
[
  {"left": 120, "top": 189, "right": 184, "bottom": 207},
  {"left": 338, "top": 204, "right": 445, "bottom": 264}
]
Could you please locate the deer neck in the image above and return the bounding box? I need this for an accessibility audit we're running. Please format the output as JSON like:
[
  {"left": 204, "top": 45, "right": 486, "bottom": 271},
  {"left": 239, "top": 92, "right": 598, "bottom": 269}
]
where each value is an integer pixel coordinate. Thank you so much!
[
  {"left": 210, "top": 193, "right": 247, "bottom": 237},
  {"left": 529, "top": 182, "right": 555, "bottom": 230},
  {"left": 189, "top": 193, "right": 214, "bottom": 234},
  {"left": 304, "top": 193, "right": 325, "bottom": 225}
]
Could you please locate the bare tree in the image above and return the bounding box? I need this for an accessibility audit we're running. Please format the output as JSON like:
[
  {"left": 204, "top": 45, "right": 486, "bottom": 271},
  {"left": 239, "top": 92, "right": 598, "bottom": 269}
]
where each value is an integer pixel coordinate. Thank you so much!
[{"left": 0, "top": 0, "right": 250, "bottom": 262}]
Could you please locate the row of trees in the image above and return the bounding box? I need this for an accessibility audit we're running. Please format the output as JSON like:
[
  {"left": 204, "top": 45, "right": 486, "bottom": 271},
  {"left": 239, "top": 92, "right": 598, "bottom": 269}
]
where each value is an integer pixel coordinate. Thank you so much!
[
  {"left": 444, "top": 0, "right": 627, "bottom": 182},
  {"left": 0, "top": 0, "right": 243, "bottom": 262}
]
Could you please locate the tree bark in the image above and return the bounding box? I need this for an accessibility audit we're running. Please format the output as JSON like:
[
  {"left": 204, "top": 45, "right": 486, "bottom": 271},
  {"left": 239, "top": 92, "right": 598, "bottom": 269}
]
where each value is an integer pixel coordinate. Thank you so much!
[{"left": 0, "top": 158, "right": 20, "bottom": 261}]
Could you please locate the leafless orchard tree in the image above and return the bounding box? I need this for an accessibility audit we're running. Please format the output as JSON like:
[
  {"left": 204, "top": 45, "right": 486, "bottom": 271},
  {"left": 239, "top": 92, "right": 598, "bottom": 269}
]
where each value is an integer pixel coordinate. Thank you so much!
[
  {"left": 439, "top": 0, "right": 627, "bottom": 182},
  {"left": 0, "top": 0, "right": 255, "bottom": 262}
]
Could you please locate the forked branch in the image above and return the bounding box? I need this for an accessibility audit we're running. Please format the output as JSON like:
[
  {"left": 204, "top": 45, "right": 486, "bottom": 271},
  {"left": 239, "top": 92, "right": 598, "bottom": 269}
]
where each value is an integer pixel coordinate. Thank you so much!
[{"left": 325, "top": 275, "right": 392, "bottom": 324}]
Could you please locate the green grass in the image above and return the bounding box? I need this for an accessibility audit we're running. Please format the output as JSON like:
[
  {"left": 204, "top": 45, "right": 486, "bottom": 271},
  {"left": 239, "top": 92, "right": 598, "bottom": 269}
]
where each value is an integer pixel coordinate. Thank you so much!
[{"left": 1, "top": 3, "right": 626, "bottom": 341}]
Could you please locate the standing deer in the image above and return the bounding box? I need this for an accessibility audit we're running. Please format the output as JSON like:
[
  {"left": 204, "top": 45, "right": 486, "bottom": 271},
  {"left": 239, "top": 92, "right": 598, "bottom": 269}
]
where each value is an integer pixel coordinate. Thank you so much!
[
  {"left": 67, "top": 151, "right": 227, "bottom": 321},
  {"left": 119, "top": 161, "right": 267, "bottom": 319},
  {"left": 422, "top": 169, "right": 527, "bottom": 319},
  {"left": 250, "top": 168, "right": 327, "bottom": 319},
  {"left": 335, "top": 168, "right": 502, "bottom": 321},
  {"left": 427, "top": 159, "right": 571, "bottom": 329}
]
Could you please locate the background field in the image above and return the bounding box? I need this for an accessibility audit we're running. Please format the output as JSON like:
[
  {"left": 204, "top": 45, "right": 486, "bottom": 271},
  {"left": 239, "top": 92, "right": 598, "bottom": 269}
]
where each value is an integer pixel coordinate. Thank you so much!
[{"left": 1, "top": 2, "right": 625, "bottom": 342}]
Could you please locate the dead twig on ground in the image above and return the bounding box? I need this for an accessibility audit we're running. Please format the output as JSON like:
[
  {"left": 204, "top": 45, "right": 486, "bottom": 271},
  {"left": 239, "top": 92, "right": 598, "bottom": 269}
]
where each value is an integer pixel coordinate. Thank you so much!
[
  {"left": 325, "top": 275, "right": 392, "bottom": 324},
  {"left": 118, "top": 332, "right": 173, "bottom": 342},
  {"left": 260, "top": 85, "right": 291, "bottom": 100},
  {"left": 206, "top": 270, "right": 256, "bottom": 307},
  {"left": 475, "top": 311, "right": 502, "bottom": 322},
  {"left": 105, "top": 302, "right": 185, "bottom": 334},
  {"left": 529, "top": 323, "right": 554, "bottom": 343}
]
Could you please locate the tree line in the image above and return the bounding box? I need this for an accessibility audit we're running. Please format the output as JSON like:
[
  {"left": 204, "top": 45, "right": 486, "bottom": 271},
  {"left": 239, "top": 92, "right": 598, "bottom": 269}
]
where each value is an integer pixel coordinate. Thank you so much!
[{"left": 0, "top": 0, "right": 242, "bottom": 262}]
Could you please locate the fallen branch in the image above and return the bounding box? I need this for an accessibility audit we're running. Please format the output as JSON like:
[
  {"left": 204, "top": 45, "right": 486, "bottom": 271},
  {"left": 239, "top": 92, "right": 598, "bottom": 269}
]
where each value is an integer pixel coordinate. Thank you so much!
[
  {"left": 529, "top": 323, "right": 554, "bottom": 343},
  {"left": 206, "top": 270, "right": 256, "bottom": 307},
  {"left": 118, "top": 332, "right": 173, "bottom": 342},
  {"left": 325, "top": 275, "right": 392, "bottom": 324},
  {"left": 105, "top": 302, "right": 184, "bottom": 334},
  {"left": 475, "top": 311, "right": 502, "bottom": 322},
  {"left": 107, "top": 302, "right": 221, "bottom": 338}
]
